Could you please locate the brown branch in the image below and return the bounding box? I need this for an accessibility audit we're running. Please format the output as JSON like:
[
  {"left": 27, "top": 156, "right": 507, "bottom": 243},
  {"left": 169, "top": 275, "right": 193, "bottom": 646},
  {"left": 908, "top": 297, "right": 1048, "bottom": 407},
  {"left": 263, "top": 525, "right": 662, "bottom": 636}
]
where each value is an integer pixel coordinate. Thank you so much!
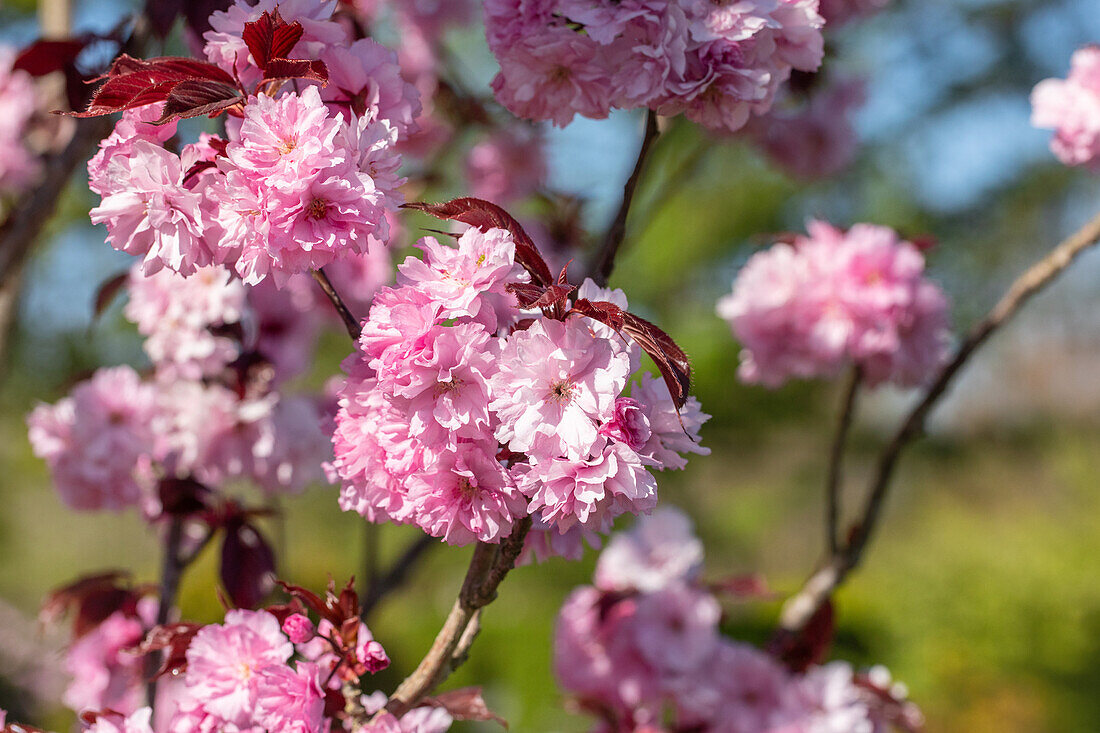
[
  {"left": 591, "top": 110, "right": 660, "bottom": 286},
  {"left": 779, "top": 209, "right": 1100, "bottom": 632},
  {"left": 312, "top": 267, "right": 362, "bottom": 339},
  {"left": 146, "top": 516, "right": 184, "bottom": 711},
  {"left": 360, "top": 532, "right": 437, "bottom": 620},
  {"left": 825, "top": 366, "right": 861, "bottom": 555},
  {"left": 376, "top": 517, "right": 532, "bottom": 722}
]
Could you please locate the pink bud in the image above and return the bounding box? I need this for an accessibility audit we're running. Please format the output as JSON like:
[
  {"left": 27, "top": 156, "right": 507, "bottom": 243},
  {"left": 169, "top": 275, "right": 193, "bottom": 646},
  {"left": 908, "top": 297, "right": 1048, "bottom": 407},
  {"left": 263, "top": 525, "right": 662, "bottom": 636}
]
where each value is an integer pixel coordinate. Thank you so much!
[
  {"left": 360, "top": 639, "right": 390, "bottom": 673},
  {"left": 282, "top": 613, "right": 316, "bottom": 644},
  {"left": 598, "top": 397, "right": 652, "bottom": 450}
]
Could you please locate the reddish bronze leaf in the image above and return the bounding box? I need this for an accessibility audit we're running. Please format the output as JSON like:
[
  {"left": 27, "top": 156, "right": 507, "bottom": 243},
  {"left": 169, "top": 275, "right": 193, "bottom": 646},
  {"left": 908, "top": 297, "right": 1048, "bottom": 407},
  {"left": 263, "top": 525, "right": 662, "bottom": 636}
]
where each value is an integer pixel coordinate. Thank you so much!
[
  {"left": 401, "top": 198, "right": 554, "bottom": 287},
  {"left": 262, "top": 57, "right": 329, "bottom": 85},
  {"left": 768, "top": 599, "right": 835, "bottom": 673},
  {"left": 220, "top": 520, "right": 276, "bottom": 609},
  {"left": 157, "top": 79, "right": 245, "bottom": 124},
  {"left": 92, "top": 270, "right": 129, "bottom": 320},
  {"left": 67, "top": 54, "right": 239, "bottom": 119},
  {"left": 40, "top": 572, "right": 144, "bottom": 639},
  {"left": 242, "top": 10, "right": 304, "bottom": 70},
  {"left": 620, "top": 311, "right": 691, "bottom": 410},
  {"left": 13, "top": 39, "right": 88, "bottom": 76},
  {"left": 128, "top": 622, "right": 202, "bottom": 679}
]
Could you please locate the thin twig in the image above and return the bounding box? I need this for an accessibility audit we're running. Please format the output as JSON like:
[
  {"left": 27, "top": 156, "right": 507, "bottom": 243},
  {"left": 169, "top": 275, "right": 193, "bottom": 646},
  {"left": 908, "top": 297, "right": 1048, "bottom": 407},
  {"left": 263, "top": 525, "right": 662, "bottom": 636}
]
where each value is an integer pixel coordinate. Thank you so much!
[
  {"left": 360, "top": 532, "right": 437, "bottom": 620},
  {"left": 376, "top": 517, "right": 532, "bottom": 722},
  {"left": 146, "top": 517, "right": 184, "bottom": 711},
  {"left": 591, "top": 110, "right": 660, "bottom": 286},
  {"left": 312, "top": 268, "right": 361, "bottom": 339},
  {"left": 825, "top": 366, "right": 861, "bottom": 555},
  {"left": 779, "top": 209, "right": 1100, "bottom": 632}
]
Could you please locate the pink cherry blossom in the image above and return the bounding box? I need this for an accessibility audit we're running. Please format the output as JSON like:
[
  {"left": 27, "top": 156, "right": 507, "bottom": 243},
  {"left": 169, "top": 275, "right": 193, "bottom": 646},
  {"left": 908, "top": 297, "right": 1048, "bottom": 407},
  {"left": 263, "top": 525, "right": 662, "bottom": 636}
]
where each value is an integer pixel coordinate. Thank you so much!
[
  {"left": 519, "top": 440, "right": 658, "bottom": 533},
  {"left": 81, "top": 708, "right": 155, "bottom": 733},
  {"left": 406, "top": 441, "right": 526, "bottom": 545},
  {"left": 124, "top": 263, "right": 247, "bottom": 380},
  {"left": 27, "top": 366, "right": 157, "bottom": 512},
  {"left": 718, "top": 220, "right": 950, "bottom": 388},
  {"left": 630, "top": 373, "right": 711, "bottom": 470},
  {"left": 630, "top": 582, "right": 720, "bottom": 674},
  {"left": 321, "top": 38, "right": 422, "bottom": 134},
  {"left": 184, "top": 609, "right": 293, "bottom": 727},
  {"left": 491, "top": 317, "right": 631, "bottom": 461},
  {"left": 253, "top": 661, "right": 326, "bottom": 733},
  {"left": 87, "top": 103, "right": 178, "bottom": 197},
  {"left": 397, "top": 226, "right": 523, "bottom": 328},
  {"left": 465, "top": 126, "right": 546, "bottom": 204},
  {"left": 598, "top": 397, "right": 652, "bottom": 450},
  {"left": 0, "top": 46, "right": 40, "bottom": 194},
  {"left": 750, "top": 78, "right": 866, "bottom": 180},
  {"left": 1031, "top": 45, "right": 1100, "bottom": 169},
  {"left": 64, "top": 599, "right": 156, "bottom": 715},
  {"left": 282, "top": 614, "right": 316, "bottom": 644},
  {"left": 89, "top": 141, "right": 221, "bottom": 277},
  {"left": 594, "top": 506, "right": 704, "bottom": 593}
]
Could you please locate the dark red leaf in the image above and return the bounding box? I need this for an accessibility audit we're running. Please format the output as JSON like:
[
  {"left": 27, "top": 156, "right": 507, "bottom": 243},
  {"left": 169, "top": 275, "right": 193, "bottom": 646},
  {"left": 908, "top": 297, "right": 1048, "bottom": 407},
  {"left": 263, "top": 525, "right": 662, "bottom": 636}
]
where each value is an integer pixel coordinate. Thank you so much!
[
  {"left": 262, "top": 57, "right": 329, "bottom": 85},
  {"left": 157, "top": 79, "right": 244, "bottom": 124},
  {"left": 768, "top": 599, "right": 835, "bottom": 673},
  {"left": 92, "top": 270, "right": 129, "bottom": 320},
  {"left": 569, "top": 298, "right": 625, "bottom": 331},
  {"left": 40, "top": 572, "right": 144, "bottom": 639},
  {"left": 425, "top": 687, "right": 508, "bottom": 728},
  {"left": 401, "top": 198, "right": 554, "bottom": 287},
  {"left": 620, "top": 312, "right": 691, "bottom": 410},
  {"left": 220, "top": 520, "right": 276, "bottom": 609},
  {"left": 242, "top": 10, "right": 304, "bottom": 71},
  {"left": 13, "top": 39, "right": 88, "bottom": 77},
  {"left": 158, "top": 477, "right": 211, "bottom": 517},
  {"left": 128, "top": 622, "right": 201, "bottom": 679},
  {"left": 67, "top": 55, "right": 238, "bottom": 118},
  {"left": 505, "top": 283, "right": 546, "bottom": 309}
]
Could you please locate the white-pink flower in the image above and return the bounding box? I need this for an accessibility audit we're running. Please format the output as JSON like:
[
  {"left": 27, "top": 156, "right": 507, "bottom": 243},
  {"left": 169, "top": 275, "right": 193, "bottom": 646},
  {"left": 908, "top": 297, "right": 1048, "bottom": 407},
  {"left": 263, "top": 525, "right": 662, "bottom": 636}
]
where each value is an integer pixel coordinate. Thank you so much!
[
  {"left": 183, "top": 609, "right": 293, "bottom": 726},
  {"left": 1031, "top": 45, "right": 1100, "bottom": 169},
  {"left": 491, "top": 318, "right": 631, "bottom": 461},
  {"left": 253, "top": 661, "right": 326, "bottom": 733},
  {"left": 81, "top": 707, "right": 155, "bottom": 733},
  {"left": 594, "top": 506, "right": 704, "bottom": 593},
  {"left": 27, "top": 366, "right": 157, "bottom": 512}
]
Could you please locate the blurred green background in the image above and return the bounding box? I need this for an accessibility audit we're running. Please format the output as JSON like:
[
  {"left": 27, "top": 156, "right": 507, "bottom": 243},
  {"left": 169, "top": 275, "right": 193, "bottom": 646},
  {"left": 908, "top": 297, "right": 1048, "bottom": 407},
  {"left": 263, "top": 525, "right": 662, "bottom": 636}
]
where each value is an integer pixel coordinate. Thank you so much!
[{"left": 3, "top": 0, "right": 1100, "bottom": 730}]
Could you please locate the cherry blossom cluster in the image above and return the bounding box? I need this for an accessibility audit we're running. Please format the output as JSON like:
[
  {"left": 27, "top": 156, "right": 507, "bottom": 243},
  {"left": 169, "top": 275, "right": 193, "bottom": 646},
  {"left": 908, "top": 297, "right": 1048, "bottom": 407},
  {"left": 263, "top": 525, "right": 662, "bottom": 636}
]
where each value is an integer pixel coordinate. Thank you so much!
[
  {"left": 817, "top": 0, "right": 891, "bottom": 26},
  {"left": 555, "top": 507, "right": 922, "bottom": 731},
  {"left": 717, "top": 220, "right": 951, "bottom": 388},
  {"left": 333, "top": 210, "right": 709, "bottom": 549},
  {"left": 0, "top": 45, "right": 42, "bottom": 195},
  {"left": 87, "top": 0, "right": 419, "bottom": 285},
  {"left": 747, "top": 76, "right": 865, "bottom": 180},
  {"left": 1032, "top": 44, "right": 1100, "bottom": 170},
  {"left": 483, "top": 0, "right": 825, "bottom": 131},
  {"left": 10, "top": 578, "right": 463, "bottom": 732}
]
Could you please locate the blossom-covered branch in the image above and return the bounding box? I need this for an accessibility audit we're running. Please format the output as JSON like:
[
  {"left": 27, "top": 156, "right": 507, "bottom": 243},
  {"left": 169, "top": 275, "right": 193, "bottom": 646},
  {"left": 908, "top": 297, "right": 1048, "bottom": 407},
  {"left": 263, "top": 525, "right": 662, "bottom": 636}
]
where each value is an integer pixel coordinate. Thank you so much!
[{"left": 779, "top": 208, "right": 1100, "bottom": 633}]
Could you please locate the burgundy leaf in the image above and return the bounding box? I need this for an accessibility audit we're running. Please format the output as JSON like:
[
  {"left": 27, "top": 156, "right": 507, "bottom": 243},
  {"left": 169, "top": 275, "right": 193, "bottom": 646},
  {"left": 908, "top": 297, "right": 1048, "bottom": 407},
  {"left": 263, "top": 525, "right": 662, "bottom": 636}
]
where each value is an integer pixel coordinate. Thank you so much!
[
  {"left": 401, "top": 198, "right": 554, "bottom": 287},
  {"left": 92, "top": 270, "right": 129, "bottom": 320},
  {"left": 504, "top": 282, "right": 546, "bottom": 309},
  {"left": 67, "top": 55, "right": 238, "bottom": 118},
  {"left": 569, "top": 298, "right": 625, "bottom": 331},
  {"left": 533, "top": 283, "right": 574, "bottom": 310},
  {"left": 425, "top": 687, "right": 508, "bottom": 728},
  {"left": 262, "top": 57, "right": 329, "bottom": 85},
  {"left": 242, "top": 10, "right": 304, "bottom": 71},
  {"left": 13, "top": 39, "right": 87, "bottom": 77},
  {"left": 620, "top": 312, "right": 691, "bottom": 410},
  {"left": 127, "top": 622, "right": 201, "bottom": 679},
  {"left": 768, "top": 599, "right": 835, "bottom": 673},
  {"left": 157, "top": 477, "right": 211, "bottom": 517},
  {"left": 40, "top": 572, "right": 143, "bottom": 639},
  {"left": 220, "top": 520, "right": 276, "bottom": 609},
  {"left": 157, "top": 79, "right": 245, "bottom": 124}
]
